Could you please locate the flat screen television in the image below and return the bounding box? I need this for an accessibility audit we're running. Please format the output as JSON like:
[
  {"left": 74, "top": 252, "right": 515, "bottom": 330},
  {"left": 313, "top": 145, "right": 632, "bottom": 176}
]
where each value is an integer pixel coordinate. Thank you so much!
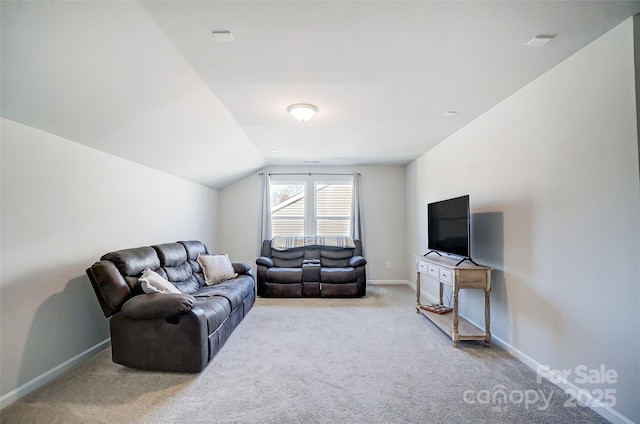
[{"left": 427, "top": 195, "right": 470, "bottom": 259}]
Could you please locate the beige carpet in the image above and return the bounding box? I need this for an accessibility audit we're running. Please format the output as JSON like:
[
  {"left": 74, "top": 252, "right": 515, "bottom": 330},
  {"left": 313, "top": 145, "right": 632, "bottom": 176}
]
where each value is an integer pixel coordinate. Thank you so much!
[{"left": 1, "top": 285, "right": 607, "bottom": 423}]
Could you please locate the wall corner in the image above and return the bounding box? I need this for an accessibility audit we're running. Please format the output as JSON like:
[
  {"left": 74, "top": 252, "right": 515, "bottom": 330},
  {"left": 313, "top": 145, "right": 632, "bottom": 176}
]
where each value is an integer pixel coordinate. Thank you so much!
[{"left": 634, "top": 14, "right": 640, "bottom": 182}]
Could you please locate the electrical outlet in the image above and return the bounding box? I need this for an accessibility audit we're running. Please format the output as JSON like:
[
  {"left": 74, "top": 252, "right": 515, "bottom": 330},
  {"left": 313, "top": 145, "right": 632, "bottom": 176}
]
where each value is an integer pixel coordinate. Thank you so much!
[{"left": 386, "top": 261, "right": 392, "bottom": 269}]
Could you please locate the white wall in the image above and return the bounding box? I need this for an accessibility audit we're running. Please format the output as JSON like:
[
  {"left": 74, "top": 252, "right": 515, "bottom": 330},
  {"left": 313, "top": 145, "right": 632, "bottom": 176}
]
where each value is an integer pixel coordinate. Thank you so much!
[
  {"left": 0, "top": 118, "right": 218, "bottom": 404},
  {"left": 218, "top": 165, "right": 406, "bottom": 282},
  {"left": 406, "top": 19, "right": 639, "bottom": 422},
  {"left": 636, "top": 14, "right": 640, "bottom": 179}
]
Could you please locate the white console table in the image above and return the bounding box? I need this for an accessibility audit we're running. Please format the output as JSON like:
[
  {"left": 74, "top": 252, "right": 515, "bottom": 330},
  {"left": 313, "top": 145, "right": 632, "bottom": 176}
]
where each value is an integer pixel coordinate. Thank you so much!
[{"left": 415, "top": 254, "right": 492, "bottom": 347}]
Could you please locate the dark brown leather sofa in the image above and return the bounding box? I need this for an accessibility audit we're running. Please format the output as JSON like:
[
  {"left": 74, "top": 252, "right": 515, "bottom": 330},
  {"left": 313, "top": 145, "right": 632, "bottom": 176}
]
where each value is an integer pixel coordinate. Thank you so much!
[
  {"left": 256, "top": 239, "right": 367, "bottom": 297},
  {"left": 86, "top": 240, "right": 255, "bottom": 372}
]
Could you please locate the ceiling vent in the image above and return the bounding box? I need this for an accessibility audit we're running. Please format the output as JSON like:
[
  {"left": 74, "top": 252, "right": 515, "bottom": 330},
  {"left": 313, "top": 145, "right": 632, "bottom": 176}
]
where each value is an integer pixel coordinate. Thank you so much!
[
  {"left": 212, "top": 30, "right": 234, "bottom": 41},
  {"left": 526, "top": 35, "right": 555, "bottom": 47}
]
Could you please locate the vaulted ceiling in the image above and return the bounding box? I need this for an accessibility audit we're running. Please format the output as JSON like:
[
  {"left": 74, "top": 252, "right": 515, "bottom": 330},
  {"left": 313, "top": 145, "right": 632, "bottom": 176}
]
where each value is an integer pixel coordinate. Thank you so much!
[{"left": 2, "top": 1, "right": 639, "bottom": 188}]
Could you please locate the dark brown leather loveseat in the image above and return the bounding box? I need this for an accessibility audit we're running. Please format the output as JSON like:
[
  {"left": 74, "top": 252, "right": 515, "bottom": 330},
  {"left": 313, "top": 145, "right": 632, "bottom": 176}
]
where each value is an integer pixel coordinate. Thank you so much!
[
  {"left": 86, "top": 240, "right": 255, "bottom": 372},
  {"left": 256, "top": 238, "right": 366, "bottom": 297}
]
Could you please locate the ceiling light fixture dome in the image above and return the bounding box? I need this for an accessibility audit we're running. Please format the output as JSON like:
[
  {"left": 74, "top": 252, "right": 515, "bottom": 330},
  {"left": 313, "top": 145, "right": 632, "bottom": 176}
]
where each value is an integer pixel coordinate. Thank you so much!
[{"left": 287, "top": 103, "right": 318, "bottom": 122}]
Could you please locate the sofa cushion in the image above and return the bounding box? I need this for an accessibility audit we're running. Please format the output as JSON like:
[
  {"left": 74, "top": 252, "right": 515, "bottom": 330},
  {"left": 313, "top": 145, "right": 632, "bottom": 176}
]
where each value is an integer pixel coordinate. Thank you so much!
[
  {"left": 266, "top": 267, "right": 302, "bottom": 283},
  {"left": 271, "top": 248, "right": 305, "bottom": 268},
  {"left": 163, "top": 262, "right": 193, "bottom": 282},
  {"left": 155, "top": 263, "right": 199, "bottom": 295},
  {"left": 198, "top": 254, "right": 238, "bottom": 285},
  {"left": 320, "top": 248, "right": 355, "bottom": 267},
  {"left": 151, "top": 243, "right": 200, "bottom": 294},
  {"left": 195, "top": 275, "right": 255, "bottom": 311},
  {"left": 321, "top": 267, "right": 356, "bottom": 283},
  {"left": 139, "top": 268, "right": 181, "bottom": 294},
  {"left": 153, "top": 243, "right": 188, "bottom": 267},
  {"left": 102, "top": 247, "right": 160, "bottom": 277},
  {"left": 169, "top": 276, "right": 200, "bottom": 295},
  {"left": 179, "top": 241, "right": 209, "bottom": 286},
  {"left": 180, "top": 240, "right": 209, "bottom": 259}
]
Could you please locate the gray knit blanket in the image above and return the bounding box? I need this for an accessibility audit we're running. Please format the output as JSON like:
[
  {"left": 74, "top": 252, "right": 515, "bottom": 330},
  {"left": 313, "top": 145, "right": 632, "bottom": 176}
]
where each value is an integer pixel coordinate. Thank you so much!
[{"left": 271, "top": 235, "right": 356, "bottom": 251}]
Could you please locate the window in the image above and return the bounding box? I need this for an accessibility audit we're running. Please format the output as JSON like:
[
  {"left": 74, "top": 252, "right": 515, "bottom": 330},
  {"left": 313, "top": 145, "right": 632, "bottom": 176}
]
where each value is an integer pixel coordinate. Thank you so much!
[{"left": 270, "top": 177, "right": 353, "bottom": 237}]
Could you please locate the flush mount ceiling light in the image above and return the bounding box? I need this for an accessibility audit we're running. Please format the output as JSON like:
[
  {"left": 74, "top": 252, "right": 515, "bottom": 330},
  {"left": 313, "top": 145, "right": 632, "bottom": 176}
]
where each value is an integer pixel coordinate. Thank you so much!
[
  {"left": 526, "top": 35, "right": 555, "bottom": 47},
  {"left": 287, "top": 103, "right": 318, "bottom": 122}
]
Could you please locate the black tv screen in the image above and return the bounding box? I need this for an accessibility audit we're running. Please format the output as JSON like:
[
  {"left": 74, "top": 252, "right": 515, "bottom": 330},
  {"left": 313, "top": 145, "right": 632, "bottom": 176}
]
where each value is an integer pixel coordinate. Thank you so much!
[{"left": 427, "top": 195, "right": 470, "bottom": 258}]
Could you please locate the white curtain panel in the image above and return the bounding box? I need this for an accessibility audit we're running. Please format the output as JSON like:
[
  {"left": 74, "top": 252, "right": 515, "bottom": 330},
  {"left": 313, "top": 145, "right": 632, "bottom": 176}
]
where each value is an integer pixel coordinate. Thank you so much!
[
  {"left": 350, "top": 173, "right": 363, "bottom": 250},
  {"left": 260, "top": 173, "right": 272, "bottom": 243}
]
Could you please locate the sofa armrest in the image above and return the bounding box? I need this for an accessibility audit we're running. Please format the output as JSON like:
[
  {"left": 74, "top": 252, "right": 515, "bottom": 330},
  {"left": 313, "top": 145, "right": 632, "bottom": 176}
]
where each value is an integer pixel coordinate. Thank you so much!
[
  {"left": 86, "top": 260, "right": 132, "bottom": 318},
  {"left": 349, "top": 256, "right": 367, "bottom": 267},
  {"left": 256, "top": 256, "right": 274, "bottom": 268},
  {"left": 121, "top": 294, "right": 195, "bottom": 320},
  {"left": 232, "top": 262, "right": 252, "bottom": 275}
]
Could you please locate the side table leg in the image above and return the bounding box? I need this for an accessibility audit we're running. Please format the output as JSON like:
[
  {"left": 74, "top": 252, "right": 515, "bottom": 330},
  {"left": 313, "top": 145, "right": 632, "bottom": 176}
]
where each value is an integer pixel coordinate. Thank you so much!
[
  {"left": 452, "top": 287, "right": 460, "bottom": 347},
  {"left": 484, "top": 288, "right": 491, "bottom": 347},
  {"left": 415, "top": 271, "right": 421, "bottom": 313}
]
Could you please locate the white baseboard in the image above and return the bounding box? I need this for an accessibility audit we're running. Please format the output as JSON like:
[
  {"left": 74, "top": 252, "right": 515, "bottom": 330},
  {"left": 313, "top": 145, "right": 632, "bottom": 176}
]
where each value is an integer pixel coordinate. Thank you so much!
[
  {"left": 0, "top": 338, "right": 111, "bottom": 410},
  {"left": 399, "top": 280, "right": 634, "bottom": 424},
  {"left": 488, "top": 334, "right": 634, "bottom": 424},
  {"left": 368, "top": 279, "right": 409, "bottom": 285}
]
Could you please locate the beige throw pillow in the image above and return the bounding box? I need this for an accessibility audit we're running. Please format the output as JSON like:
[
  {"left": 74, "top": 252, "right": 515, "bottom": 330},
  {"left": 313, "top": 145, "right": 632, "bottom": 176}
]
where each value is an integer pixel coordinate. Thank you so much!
[
  {"left": 138, "top": 268, "right": 181, "bottom": 294},
  {"left": 198, "top": 254, "right": 238, "bottom": 285}
]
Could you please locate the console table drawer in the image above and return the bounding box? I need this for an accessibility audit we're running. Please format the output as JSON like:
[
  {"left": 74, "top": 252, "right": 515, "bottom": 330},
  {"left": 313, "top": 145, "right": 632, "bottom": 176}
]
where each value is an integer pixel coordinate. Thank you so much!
[
  {"left": 427, "top": 263, "right": 438, "bottom": 278},
  {"left": 439, "top": 268, "right": 452, "bottom": 283},
  {"left": 417, "top": 260, "right": 428, "bottom": 274}
]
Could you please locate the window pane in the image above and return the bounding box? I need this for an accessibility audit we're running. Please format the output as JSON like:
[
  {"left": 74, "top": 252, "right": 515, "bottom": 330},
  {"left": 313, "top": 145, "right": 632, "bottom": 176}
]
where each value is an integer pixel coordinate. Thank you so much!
[
  {"left": 316, "top": 183, "right": 352, "bottom": 236},
  {"left": 272, "top": 219, "right": 304, "bottom": 236},
  {"left": 316, "top": 184, "right": 352, "bottom": 217},
  {"left": 272, "top": 200, "right": 304, "bottom": 217},
  {"left": 271, "top": 183, "right": 305, "bottom": 236},
  {"left": 271, "top": 184, "right": 305, "bottom": 217},
  {"left": 317, "top": 219, "right": 351, "bottom": 236}
]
